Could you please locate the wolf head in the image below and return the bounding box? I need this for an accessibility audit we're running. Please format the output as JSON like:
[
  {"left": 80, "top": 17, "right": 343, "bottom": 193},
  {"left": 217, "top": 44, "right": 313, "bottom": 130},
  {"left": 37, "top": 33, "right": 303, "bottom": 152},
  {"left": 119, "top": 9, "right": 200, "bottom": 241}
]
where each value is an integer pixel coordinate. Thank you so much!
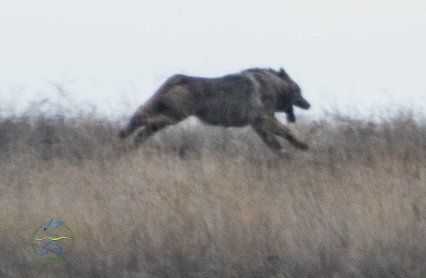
[{"left": 276, "top": 68, "right": 310, "bottom": 122}]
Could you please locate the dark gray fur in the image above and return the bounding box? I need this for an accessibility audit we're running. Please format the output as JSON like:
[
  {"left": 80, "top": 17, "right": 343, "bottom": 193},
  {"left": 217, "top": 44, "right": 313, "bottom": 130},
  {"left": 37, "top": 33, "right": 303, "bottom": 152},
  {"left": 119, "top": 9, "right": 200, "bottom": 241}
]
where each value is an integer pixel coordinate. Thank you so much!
[{"left": 119, "top": 68, "right": 311, "bottom": 156}]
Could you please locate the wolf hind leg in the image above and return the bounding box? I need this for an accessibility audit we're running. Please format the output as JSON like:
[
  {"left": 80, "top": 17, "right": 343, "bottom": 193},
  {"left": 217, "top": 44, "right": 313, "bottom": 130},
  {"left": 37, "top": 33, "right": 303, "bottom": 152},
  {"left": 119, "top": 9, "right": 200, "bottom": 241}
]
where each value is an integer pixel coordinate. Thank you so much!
[
  {"left": 119, "top": 113, "right": 146, "bottom": 139},
  {"left": 134, "top": 115, "right": 180, "bottom": 147}
]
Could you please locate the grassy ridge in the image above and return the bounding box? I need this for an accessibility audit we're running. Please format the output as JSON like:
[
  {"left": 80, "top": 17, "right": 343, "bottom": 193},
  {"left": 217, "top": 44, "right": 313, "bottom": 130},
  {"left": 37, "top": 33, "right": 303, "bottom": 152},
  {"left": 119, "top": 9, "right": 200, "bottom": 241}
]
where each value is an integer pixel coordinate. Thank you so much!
[{"left": 0, "top": 110, "right": 425, "bottom": 277}]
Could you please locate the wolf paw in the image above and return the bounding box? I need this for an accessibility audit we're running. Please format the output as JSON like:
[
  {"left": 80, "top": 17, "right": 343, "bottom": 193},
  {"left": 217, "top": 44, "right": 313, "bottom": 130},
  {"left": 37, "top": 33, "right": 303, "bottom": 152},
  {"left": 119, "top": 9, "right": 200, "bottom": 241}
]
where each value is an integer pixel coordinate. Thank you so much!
[{"left": 297, "top": 142, "right": 309, "bottom": 151}]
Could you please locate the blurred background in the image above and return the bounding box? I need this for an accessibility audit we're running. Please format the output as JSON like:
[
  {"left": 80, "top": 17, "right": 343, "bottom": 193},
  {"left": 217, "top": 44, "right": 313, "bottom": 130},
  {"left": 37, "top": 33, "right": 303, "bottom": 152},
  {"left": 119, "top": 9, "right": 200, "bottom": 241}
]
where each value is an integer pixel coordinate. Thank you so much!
[{"left": 1, "top": 1, "right": 426, "bottom": 277}]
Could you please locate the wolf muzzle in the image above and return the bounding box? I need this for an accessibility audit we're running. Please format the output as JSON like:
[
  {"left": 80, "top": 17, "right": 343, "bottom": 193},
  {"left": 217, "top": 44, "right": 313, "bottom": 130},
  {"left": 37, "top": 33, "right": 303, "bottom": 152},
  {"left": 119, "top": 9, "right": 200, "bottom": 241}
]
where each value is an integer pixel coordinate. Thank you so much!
[{"left": 294, "top": 97, "right": 311, "bottom": 110}]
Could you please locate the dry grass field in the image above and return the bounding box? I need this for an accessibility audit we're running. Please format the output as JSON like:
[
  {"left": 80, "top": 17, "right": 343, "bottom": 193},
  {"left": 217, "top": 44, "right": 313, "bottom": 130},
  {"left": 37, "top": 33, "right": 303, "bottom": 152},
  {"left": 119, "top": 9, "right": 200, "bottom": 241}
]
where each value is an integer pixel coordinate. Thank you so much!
[{"left": 0, "top": 108, "right": 425, "bottom": 277}]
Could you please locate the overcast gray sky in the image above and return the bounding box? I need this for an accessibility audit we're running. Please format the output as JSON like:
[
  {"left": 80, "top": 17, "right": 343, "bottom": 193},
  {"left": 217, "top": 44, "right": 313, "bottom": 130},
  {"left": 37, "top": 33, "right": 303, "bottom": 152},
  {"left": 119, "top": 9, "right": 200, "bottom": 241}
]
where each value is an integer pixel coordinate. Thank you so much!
[{"left": 0, "top": 0, "right": 425, "bottom": 117}]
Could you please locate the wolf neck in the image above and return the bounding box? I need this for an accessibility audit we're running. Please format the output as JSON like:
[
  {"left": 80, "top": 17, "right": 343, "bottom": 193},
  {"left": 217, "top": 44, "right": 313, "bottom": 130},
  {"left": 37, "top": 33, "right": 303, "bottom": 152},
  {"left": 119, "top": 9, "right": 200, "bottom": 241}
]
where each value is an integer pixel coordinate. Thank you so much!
[{"left": 276, "top": 93, "right": 293, "bottom": 111}]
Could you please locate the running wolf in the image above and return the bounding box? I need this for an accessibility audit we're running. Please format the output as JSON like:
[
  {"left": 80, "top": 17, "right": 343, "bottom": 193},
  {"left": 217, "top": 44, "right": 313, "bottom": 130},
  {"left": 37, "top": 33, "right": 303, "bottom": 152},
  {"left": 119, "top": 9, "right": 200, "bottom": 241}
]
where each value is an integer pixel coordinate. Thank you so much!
[{"left": 119, "top": 68, "right": 311, "bottom": 156}]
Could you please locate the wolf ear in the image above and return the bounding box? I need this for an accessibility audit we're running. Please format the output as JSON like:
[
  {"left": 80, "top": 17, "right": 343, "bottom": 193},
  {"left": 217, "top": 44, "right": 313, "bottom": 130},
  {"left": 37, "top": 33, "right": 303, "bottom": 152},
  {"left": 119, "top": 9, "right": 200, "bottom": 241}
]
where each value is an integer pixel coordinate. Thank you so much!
[{"left": 278, "top": 67, "right": 289, "bottom": 79}]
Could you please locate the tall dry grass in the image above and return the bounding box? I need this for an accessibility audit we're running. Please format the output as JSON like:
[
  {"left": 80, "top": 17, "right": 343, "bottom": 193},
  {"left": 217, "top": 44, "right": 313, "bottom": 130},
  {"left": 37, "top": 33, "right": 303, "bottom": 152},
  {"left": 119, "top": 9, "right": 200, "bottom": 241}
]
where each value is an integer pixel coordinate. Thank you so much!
[{"left": 0, "top": 108, "right": 425, "bottom": 277}]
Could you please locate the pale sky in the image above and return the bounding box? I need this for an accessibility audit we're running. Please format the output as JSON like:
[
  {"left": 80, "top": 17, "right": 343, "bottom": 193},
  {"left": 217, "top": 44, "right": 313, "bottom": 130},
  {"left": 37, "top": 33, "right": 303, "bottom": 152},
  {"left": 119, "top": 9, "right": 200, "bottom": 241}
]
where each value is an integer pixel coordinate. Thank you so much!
[{"left": 0, "top": 0, "right": 425, "bottom": 117}]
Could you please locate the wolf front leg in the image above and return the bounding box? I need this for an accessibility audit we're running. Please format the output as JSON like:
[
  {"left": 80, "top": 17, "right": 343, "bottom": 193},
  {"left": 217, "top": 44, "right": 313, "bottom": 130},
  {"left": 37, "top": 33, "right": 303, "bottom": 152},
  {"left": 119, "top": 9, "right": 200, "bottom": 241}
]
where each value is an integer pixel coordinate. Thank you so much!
[
  {"left": 251, "top": 121, "right": 291, "bottom": 158},
  {"left": 267, "top": 117, "right": 309, "bottom": 151}
]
